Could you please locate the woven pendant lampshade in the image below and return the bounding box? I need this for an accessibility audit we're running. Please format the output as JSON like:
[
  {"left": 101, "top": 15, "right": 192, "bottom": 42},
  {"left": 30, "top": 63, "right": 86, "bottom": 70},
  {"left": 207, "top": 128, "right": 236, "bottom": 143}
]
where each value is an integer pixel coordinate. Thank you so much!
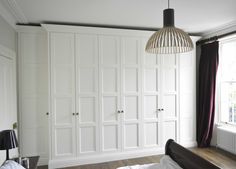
[{"left": 146, "top": 4, "right": 193, "bottom": 54}]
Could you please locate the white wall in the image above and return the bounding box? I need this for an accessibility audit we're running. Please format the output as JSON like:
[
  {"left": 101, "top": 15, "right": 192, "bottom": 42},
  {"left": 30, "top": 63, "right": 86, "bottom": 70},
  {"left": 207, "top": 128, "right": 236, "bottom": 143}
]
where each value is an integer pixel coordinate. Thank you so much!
[
  {"left": 0, "top": 15, "right": 16, "bottom": 52},
  {"left": 0, "top": 15, "right": 17, "bottom": 164}
]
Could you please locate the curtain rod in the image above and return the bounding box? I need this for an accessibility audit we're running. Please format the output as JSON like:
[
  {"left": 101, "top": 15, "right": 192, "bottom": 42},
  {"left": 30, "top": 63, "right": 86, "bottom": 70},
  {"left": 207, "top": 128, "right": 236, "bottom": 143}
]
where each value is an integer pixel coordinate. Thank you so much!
[{"left": 196, "top": 30, "right": 236, "bottom": 46}]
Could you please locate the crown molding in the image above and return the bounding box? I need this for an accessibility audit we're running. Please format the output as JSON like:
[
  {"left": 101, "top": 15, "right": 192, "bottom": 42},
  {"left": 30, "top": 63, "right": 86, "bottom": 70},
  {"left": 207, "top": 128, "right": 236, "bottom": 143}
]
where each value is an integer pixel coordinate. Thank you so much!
[
  {"left": 0, "top": 1, "right": 16, "bottom": 29},
  {"left": 16, "top": 25, "right": 45, "bottom": 34},
  {"left": 200, "top": 20, "right": 236, "bottom": 38}
]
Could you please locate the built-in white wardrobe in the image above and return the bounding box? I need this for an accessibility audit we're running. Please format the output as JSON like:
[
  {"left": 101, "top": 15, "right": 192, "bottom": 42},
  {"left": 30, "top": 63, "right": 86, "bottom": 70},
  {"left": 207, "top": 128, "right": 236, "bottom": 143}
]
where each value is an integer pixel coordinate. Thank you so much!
[
  {"left": 17, "top": 26, "right": 49, "bottom": 165},
  {"left": 17, "top": 25, "right": 200, "bottom": 169}
]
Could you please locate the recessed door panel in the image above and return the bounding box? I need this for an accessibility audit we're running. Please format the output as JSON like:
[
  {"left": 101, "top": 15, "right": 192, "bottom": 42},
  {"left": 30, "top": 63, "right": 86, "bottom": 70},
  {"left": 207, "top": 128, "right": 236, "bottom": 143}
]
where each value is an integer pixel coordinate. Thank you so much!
[
  {"left": 125, "top": 124, "right": 139, "bottom": 148},
  {"left": 144, "top": 96, "right": 158, "bottom": 119},
  {"left": 77, "top": 34, "right": 96, "bottom": 65},
  {"left": 124, "top": 96, "right": 138, "bottom": 120},
  {"left": 103, "top": 96, "right": 118, "bottom": 122},
  {"left": 54, "top": 65, "right": 73, "bottom": 94},
  {"left": 79, "top": 68, "right": 95, "bottom": 93},
  {"left": 144, "top": 68, "right": 158, "bottom": 92},
  {"left": 163, "top": 68, "right": 176, "bottom": 92},
  {"left": 144, "top": 123, "right": 159, "bottom": 146},
  {"left": 80, "top": 127, "right": 96, "bottom": 153},
  {"left": 102, "top": 68, "right": 118, "bottom": 93},
  {"left": 100, "top": 36, "right": 118, "bottom": 65},
  {"left": 51, "top": 33, "right": 74, "bottom": 65},
  {"left": 163, "top": 54, "right": 176, "bottom": 66},
  {"left": 145, "top": 54, "right": 158, "bottom": 65},
  {"left": 55, "top": 128, "right": 74, "bottom": 155},
  {"left": 55, "top": 97, "right": 73, "bottom": 125},
  {"left": 124, "top": 68, "right": 138, "bottom": 92},
  {"left": 79, "top": 97, "right": 95, "bottom": 123},
  {"left": 103, "top": 125, "right": 118, "bottom": 151},
  {"left": 123, "top": 38, "right": 138, "bottom": 64}
]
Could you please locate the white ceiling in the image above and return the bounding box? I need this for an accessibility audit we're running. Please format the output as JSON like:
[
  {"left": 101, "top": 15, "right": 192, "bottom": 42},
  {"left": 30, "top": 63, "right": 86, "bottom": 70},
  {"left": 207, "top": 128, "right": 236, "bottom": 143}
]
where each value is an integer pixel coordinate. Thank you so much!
[{"left": 2, "top": 0, "right": 236, "bottom": 34}]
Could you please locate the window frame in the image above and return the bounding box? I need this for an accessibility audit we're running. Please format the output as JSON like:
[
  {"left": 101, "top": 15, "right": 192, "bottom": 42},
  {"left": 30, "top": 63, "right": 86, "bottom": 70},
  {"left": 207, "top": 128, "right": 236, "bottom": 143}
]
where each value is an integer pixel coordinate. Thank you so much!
[{"left": 217, "top": 36, "right": 236, "bottom": 126}]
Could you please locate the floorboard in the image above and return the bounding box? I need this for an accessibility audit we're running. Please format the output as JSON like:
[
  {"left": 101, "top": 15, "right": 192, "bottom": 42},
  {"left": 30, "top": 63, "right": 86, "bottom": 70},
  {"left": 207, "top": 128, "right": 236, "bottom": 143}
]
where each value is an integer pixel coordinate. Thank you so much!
[{"left": 38, "top": 147, "right": 236, "bottom": 169}]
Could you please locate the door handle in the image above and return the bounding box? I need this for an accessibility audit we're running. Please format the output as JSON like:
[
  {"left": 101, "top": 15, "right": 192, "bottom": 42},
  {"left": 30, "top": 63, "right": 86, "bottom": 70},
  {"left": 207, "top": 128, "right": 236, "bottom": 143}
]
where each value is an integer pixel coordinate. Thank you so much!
[
  {"left": 117, "top": 110, "right": 121, "bottom": 114},
  {"left": 46, "top": 112, "right": 49, "bottom": 115},
  {"left": 72, "top": 113, "right": 75, "bottom": 116},
  {"left": 121, "top": 110, "right": 124, "bottom": 113},
  {"left": 76, "top": 112, "right": 79, "bottom": 116}
]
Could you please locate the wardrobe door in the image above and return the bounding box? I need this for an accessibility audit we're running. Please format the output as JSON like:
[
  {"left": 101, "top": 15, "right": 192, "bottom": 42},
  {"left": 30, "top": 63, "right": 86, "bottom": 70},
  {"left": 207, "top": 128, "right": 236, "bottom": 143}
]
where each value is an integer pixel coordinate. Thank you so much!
[
  {"left": 142, "top": 39, "right": 162, "bottom": 147},
  {"left": 121, "top": 37, "right": 141, "bottom": 150},
  {"left": 99, "top": 35, "right": 121, "bottom": 152},
  {"left": 18, "top": 32, "right": 49, "bottom": 165},
  {"left": 161, "top": 54, "right": 178, "bottom": 144},
  {"left": 50, "top": 33, "right": 76, "bottom": 158},
  {"left": 76, "top": 34, "right": 99, "bottom": 155},
  {"left": 179, "top": 50, "right": 196, "bottom": 145}
]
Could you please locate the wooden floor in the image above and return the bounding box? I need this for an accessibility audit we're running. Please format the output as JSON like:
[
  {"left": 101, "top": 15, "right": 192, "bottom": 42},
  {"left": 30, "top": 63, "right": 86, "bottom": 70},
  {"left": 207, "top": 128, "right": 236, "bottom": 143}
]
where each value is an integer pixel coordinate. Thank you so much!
[
  {"left": 190, "top": 147, "right": 236, "bottom": 169},
  {"left": 38, "top": 147, "right": 236, "bottom": 169}
]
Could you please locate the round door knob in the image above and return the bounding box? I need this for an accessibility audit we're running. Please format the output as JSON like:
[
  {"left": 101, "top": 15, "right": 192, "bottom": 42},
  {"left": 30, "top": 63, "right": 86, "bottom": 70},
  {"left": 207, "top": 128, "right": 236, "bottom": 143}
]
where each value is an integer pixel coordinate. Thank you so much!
[
  {"left": 46, "top": 112, "right": 49, "bottom": 115},
  {"left": 76, "top": 113, "right": 79, "bottom": 115},
  {"left": 72, "top": 113, "right": 75, "bottom": 116},
  {"left": 117, "top": 110, "right": 121, "bottom": 114},
  {"left": 161, "top": 109, "right": 164, "bottom": 111},
  {"left": 121, "top": 110, "right": 124, "bottom": 113}
]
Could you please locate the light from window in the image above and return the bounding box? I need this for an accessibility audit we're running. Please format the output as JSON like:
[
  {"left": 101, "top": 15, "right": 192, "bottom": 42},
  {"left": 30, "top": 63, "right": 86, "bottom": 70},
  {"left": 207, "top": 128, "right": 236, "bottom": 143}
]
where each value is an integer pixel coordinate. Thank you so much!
[{"left": 219, "top": 39, "right": 236, "bottom": 124}]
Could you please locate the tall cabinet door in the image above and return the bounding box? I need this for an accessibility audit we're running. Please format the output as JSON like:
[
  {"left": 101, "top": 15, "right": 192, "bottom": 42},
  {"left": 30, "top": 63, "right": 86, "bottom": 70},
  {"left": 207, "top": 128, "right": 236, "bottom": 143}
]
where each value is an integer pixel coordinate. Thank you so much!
[
  {"left": 142, "top": 39, "right": 162, "bottom": 148},
  {"left": 76, "top": 34, "right": 99, "bottom": 155},
  {"left": 179, "top": 50, "right": 196, "bottom": 146},
  {"left": 50, "top": 33, "right": 76, "bottom": 158},
  {"left": 99, "top": 35, "right": 121, "bottom": 152},
  {"left": 18, "top": 32, "right": 49, "bottom": 165},
  {"left": 161, "top": 54, "right": 178, "bottom": 144},
  {"left": 121, "top": 37, "right": 141, "bottom": 150}
]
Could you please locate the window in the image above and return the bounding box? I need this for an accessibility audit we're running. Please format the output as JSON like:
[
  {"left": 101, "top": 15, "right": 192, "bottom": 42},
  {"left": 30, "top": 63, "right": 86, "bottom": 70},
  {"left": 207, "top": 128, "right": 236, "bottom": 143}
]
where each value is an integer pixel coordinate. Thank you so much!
[{"left": 218, "top": 37, "right": 236, "bottom": 125}]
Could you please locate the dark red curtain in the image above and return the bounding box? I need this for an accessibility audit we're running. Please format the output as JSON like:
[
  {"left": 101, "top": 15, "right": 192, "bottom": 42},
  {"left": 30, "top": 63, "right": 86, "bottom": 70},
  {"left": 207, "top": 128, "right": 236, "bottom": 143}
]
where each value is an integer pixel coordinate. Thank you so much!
[{"left": 197, "top": 41, "right": 219, "bottom": 147}]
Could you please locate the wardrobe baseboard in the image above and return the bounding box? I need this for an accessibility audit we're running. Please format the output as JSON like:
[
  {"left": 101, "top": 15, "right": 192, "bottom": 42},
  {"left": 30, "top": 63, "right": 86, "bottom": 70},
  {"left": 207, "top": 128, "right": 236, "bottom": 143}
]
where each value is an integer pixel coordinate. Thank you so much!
[{"left": 49, "top": 147, "right": 165, "bottom": 169}]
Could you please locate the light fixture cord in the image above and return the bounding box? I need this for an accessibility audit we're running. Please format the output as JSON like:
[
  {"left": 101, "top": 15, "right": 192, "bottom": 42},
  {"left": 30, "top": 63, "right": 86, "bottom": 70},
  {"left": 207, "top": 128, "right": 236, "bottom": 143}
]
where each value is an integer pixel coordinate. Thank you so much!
[{"left": 168, "top": 0, "right": 170, "bottom": 8}]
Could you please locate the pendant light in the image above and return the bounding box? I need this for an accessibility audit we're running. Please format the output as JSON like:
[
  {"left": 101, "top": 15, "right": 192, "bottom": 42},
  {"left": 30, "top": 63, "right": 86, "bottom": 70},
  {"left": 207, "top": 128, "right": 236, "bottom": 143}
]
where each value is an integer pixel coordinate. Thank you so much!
[{"left": 146, "top": 0, "right": 193, "bottom": 54}]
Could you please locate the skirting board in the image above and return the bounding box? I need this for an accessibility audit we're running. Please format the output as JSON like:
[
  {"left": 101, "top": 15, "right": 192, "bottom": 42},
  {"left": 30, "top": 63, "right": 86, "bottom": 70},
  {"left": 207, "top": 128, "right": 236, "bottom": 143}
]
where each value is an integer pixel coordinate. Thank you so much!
[
  {"left": 38, "top": 157, "right": 49, "bottom": 166},
  {"left": 49, "top": 148, "right": 165, "bottom": 169},
  {"left": 48, "top": 142, "right": 197, "bottom": 169},
  {"left": 181, "top": 141, "right": 197, "bottom": 148}
]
